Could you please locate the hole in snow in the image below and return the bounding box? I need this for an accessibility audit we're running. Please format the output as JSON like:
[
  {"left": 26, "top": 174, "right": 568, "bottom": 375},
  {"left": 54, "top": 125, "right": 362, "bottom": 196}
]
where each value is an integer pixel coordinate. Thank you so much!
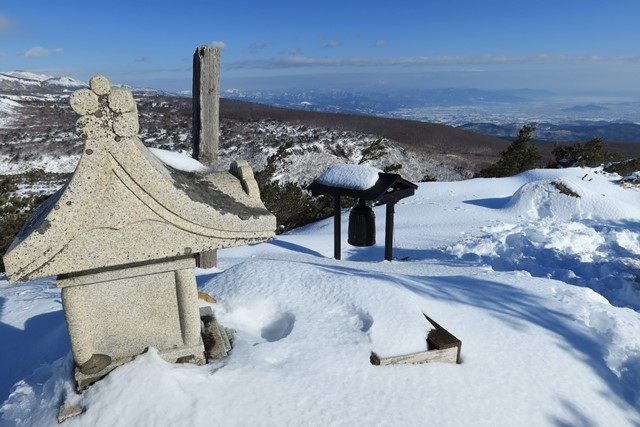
[
  {"left": 221, "top": 300, "right": 295, "bottom": 343},
  {"left": 261, "top": 312, "right": 295, "bottom": 342},
  {"left": 358, "top": 310, "right": 374, "bottom": 333}
]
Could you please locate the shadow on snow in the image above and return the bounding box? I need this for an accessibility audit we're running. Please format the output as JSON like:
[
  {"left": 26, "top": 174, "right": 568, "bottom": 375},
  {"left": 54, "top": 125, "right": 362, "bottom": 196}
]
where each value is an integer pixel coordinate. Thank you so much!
[
  {"left": 310, "top": 260, "right": 640, "bottom": 421},
  {"left": 0, "top": 298, "right": 69, "bottom": 404}
]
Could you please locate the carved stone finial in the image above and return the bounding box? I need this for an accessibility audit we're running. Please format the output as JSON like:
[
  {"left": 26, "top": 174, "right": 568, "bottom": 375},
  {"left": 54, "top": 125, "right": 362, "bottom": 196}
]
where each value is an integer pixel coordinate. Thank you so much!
[{"left": 71, "top": 76, "right": 140, "bottom": 143}]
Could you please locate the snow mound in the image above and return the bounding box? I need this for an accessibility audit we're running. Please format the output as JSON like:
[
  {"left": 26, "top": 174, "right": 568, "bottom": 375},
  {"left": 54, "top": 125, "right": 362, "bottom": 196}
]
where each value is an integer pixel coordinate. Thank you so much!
[
  {"left": 202, "top": 259, "right": 430, "bottom": 357},
  {"left": 148, "top": 148, "right": 211, "bottom": 173},
  {"left": 505, "top": 179, "right": 583, "bottom": 221},
  {"left": 504, "top": 178, "right": 639, "bottom": 221},
  {"left": 316, "top": 163, "right": 381, "bottom": 190}
]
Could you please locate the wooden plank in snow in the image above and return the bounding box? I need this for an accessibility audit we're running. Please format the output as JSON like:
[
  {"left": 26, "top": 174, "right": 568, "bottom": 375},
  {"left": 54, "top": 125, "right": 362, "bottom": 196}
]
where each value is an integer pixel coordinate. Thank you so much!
[{"left": 370, "top": 314, "right": 462, "bottom": 366}]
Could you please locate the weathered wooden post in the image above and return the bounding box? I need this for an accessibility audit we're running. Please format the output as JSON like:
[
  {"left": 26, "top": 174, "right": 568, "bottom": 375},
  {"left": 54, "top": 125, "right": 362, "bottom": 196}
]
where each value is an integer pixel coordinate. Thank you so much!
[{"left": 192, "top": 45, "right": 221, "bottom": 268}]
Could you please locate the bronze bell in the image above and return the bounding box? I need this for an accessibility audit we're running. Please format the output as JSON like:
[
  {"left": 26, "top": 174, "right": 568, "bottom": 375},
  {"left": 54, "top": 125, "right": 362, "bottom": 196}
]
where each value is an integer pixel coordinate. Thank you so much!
[{"left": 348, "top": 198, "right": 375, "bottom": 247}]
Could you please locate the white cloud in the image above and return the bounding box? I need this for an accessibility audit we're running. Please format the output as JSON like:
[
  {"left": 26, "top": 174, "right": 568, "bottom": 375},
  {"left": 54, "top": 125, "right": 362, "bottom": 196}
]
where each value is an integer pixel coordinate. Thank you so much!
[
  {"left": 23, "top": 46, "right": 64, "bottom": 58},
  {"left": 0, "top": 15, "right": 16, "bottom": 33},
  {"left": 249, "top": 42, "right": 267, "bottom": 51},
  {"left": 209, "top": 41, "right": 228, "bottom": 50},
  {"left": 373, "top": 39, "right": 385, "bottom": 47},
  {"left": 323, "top": 40, "right": 341, "bottom": 49},
  {"left": 228, "top": 53, "right": 640, "bottom": 70}
]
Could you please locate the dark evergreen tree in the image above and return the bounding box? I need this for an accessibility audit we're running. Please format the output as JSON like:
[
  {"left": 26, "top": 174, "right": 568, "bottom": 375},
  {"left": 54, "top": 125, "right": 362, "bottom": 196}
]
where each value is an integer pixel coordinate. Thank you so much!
[
  {"left": 550, "top": 137, "right": 614, "bottom": 168},
  {"left": 477, "top": 125, "right": 541, "bottom": 177}
]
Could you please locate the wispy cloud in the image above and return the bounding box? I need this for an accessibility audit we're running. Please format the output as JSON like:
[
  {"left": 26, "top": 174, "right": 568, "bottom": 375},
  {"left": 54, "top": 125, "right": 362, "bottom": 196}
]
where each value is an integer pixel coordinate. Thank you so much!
[
  {"left": 228, "top": 53, "right": 640, "bottom": 70},
  {"left": 23, "top": 46, "right": 64, "bottom": 58},
  {"left": 372, "top": 39, "right": 385, "bottom": 47},
  {"left": 323, "top": 40, "right": 342, "bottom": 49},
  {"left": 0, "top": 15, "right": 17, "bottom": 33},
  {"left": 249, "top": 42, "right": 268, "bottom": 52},
  {"left": 134, "top": 55, "right": 151, "bottom": 63},
  {"left": 209, "top": 41, "right": 228, "bottom": 50}
]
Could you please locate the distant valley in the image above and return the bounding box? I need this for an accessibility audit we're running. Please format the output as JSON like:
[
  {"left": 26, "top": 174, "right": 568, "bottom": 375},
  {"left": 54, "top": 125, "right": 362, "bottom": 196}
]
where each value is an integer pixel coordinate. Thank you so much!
[{"left": 224, "top": 87, "right": 640, "bottom": 143}]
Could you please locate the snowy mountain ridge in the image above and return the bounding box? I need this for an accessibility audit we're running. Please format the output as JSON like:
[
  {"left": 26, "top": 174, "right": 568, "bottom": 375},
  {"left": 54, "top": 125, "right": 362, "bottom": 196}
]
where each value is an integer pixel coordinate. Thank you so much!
[{"left": 0, "top": 71, "right": 86, "bottom": 90}]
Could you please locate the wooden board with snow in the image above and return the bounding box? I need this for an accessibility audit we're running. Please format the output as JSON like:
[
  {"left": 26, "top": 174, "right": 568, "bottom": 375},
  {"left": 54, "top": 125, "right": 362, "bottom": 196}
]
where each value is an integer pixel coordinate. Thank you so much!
[{"left": 371, "top": 314, "right": 462, "bottom": 366}]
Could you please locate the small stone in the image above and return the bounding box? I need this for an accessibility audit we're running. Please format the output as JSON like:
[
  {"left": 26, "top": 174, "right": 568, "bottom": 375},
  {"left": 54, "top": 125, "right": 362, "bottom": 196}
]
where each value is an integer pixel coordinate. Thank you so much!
[
  {"left": 108, "top": 87, "right": 136, "bottom": 113},
  {"left": 79, "top": 353, "right": 112, "bottom": 374},
  {"left": 89, "top": 75, "right": 111, "bottom": 96},
  {"left": 197, "top": 291, "right": 216, "bottom": 303},
  {"left": 176, "top": 355, "right": 196, "bottom": 363},
  {"left": 57, "top": 403, "right": 83, "bottom": 423},
  {"left": 70, "top": 89, "right": 99, "bottom": 115},
  {"left": 112, "top": 112, "right": 139, "bottom": 137}
]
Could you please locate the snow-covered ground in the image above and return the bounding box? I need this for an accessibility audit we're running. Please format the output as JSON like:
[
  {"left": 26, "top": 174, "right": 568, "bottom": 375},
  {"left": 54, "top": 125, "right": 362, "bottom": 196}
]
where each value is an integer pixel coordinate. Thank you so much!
[{"left": 1, "top": 167, "right": 640, "bottom": 426}]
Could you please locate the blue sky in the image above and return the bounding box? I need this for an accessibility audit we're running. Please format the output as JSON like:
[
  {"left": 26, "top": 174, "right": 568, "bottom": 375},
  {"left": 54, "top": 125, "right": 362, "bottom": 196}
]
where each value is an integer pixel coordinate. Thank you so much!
[{"left": 1, "top": 0, "right": 639, "bottom": 93}]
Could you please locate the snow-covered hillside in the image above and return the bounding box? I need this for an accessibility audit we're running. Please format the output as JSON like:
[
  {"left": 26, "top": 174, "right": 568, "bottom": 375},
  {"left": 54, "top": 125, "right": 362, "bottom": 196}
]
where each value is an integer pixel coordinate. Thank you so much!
[
  {"left": 1, "top": 167, "right": 639, "bottom": 426},
  {"left": 0, "top": 70, "right": 481, "bottom": 200}
]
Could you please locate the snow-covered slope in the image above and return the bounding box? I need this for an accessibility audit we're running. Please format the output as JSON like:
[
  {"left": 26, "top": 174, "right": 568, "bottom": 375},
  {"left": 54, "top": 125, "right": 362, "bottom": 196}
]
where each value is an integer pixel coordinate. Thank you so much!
[{"left": 1, "top": 167, "right": 640, "bottom": 426}]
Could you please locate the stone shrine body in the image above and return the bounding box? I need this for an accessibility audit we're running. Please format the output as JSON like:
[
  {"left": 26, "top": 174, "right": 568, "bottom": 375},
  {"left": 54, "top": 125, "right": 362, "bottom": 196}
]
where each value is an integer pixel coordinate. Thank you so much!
[{"left": 2, "top": 76, "right": 276, "bottom": 389}]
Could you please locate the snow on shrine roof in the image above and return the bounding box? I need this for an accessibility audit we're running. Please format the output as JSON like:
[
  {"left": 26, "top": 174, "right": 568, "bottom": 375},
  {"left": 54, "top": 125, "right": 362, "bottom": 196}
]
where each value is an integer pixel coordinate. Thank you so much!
[
  {"left": 149, "top": 148, "right": 211, "bottom": 173},
  {"left": 316, "top": 164, "right": 382, "bottom": 191}
]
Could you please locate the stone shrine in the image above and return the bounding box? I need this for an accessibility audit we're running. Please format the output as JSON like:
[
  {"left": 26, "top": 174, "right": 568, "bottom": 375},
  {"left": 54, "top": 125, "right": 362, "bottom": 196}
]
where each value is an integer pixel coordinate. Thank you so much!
[{"left": 2, "top": 76, "right": 275, "bottom": 389}]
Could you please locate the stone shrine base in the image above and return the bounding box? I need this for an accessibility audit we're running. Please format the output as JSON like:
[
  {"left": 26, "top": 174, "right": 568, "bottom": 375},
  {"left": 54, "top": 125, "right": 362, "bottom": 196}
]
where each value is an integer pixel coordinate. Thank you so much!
[
  {"left": 75, "top": 343, "right": 206, "bottom": 390},
  {"left": 57, "top": 256, "right": 206, "bottom": 390}
]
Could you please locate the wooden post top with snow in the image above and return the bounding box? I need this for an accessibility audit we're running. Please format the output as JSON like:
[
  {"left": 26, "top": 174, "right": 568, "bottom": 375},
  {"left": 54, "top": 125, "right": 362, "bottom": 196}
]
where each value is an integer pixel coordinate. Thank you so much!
[{"left": 3, "top": 76, "right": 275, "bottom": 282}]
